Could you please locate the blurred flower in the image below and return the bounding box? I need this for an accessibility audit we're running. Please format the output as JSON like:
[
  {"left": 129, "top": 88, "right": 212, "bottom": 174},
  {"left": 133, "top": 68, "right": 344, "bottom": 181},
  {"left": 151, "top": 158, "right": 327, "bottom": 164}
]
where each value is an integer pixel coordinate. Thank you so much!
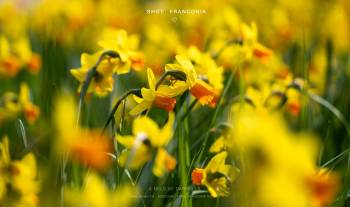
[
  {"left": 70, "top": 51, "right": 115, "bottom": 97},
  {"left": 0, "top": 35, "right": 41, "bottom": 77},
  {"left": 306, "top": 168, "right": 339, "bottom": 207},
  {"left": 240, "top": 22, "right": 272, "bottom": 61},
  {"left": 231, "top": 111, "right": 338, "bottom": 206},
  {"left": 64, "top": 173, "right": 137, "bottom": 207},
  {"left": 129, "top": 68, "right": 180, "bottom": 115},
  {"left": 0, "top": 83, "right": 39, "bottom": 124},
  {"left": 186, "top": 46, "right": 224, "bottom": 107},
  {"left": 19, "top": 83, "right": 40, "bottom": 124},
  {"left": 0, "top": 36, "right": 21, "bottom": 77},
  {"left": 0, "top": 92, "right": 21, "bottom": 124},
  {"left": 191, "top": 151, "right": 240, "bottom": 198},
  {"left": 230, "top": 76, "right": 306, "bottom": 116},
  {"left": 166, "top": 55, "right": 215, "bottom": 105},
  {"left": 0, "top": 136, "right": 40, "bottom": 207},
  {"left": 116, "top": 113, "right": 176, "bottom": 177},
  {"left": 54, "top": 95, "right": 112, "bottom": 170},
  {"left": 98, "top": 28, "right": 144, "bottom": 72}
]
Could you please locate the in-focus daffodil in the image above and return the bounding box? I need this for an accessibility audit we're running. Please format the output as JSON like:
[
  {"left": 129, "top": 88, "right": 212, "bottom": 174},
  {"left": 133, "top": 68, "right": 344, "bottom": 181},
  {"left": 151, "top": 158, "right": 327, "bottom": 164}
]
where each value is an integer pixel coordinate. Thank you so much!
[
  {"left": 165, "top": 55, "right": 215, "bottom": 105},
  {"left": 209, "top": 134, "right": 234, "bottom": 154},
  {"left": 116, "top": 113, "right": 176, "bottom": 177},
  {"left": 130, "top": 68, "right": 182, "bottom": 115},
  {"left": 192, "top": 151, "right": 240, "bottom": 198}
]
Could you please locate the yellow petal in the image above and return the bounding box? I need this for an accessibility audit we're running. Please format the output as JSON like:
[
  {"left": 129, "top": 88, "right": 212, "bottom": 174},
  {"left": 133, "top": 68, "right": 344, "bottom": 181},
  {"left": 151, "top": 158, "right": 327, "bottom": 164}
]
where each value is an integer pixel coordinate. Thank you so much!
[
  {"left": 147, "top": 68, "right": 156, "bottom": 90},
  {"left": 141, "top": 88, "right": 155, "bottom": 101},
  {"left": 129, "top": 101, "right": 151, "bottom": 116},
  {"left": 116, "top": 135, "right": 135, "bottom": 148},
  {"left": 132, "top": 95, "right": 144, "bottom": 104},
  {"left": 209, "top": 136, "right": 226, "bottom": 153},
  {"left": 132, "top": 116, "right": 159, "bottom": 142},
  {"left": 153, "top": 148, "right": 176, "bottom": 177},
  {"left": 205, "top": 151, "right": 227, "bottom": 174},
  {"left": 118, "top": 147, "right": 151, "bottom": 170},
  {"left": 0, "top": 136, "right": 10, "bottom": 166},
  {"left": 155, "top": 112, "right": 175, "bottom": 147},
  {"left": 157, "top": 84, "right": 186, "bottom": 97}
]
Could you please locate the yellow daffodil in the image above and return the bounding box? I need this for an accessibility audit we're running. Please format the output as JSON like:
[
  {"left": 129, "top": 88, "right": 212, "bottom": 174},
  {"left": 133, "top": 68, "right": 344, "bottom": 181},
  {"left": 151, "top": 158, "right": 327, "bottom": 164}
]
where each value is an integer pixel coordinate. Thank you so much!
[
  {"left": 12, "top": 37, "right": 41, "bottom": 74},
  {"left": 231, "top": 76, "right": 306, "bottom": 116},
  {"left": 186, "top": 46, "right": 224, "bottom": 107},
  {"left": 240, "top": 22, "right": 272, "bottom": 61},
  {"left": 98, "top": 28, "right": 144, "bottom": 72},
  {"left": 64, "top": 173, "right": 137, "bottom": 207},
  {"left": 0, "top": 136, "right": 40, "bottom": 207},
  {"left": 0, "top": 35, "right": 21, "bottom": 77},
  {"left": 191, "top": 151, "right": 240, "bottom": 198},
  {"left": 54, "top": 95, "right": 112, "bottom": 170},
  {"left": 0, "top": 83, "right": 39, "bottom": 124},
  {"left": 19, "top": 83, "right": 40, "bottom": 124},
  {"left": 0, "top": 35, "right": 41, "bottom": 77},
  {"left": 129, "top": 68, "right": 181, "bottom": 115},
  {"left": 0, "top": 92, "right": 21, "bottom": 124},
  {"left": 116, "top": 113, "right": 176, "bottom": 177},
  {"left": 232, "top": 111, "right": 338, "bottom": 206},
  {"left": 209, "top": 134, "right": 234, "bottom": 154},
  {"left": 165, "top": 55, "right": 215, "bottom": 105},
  {"left": 309, "top": 48, "right": 327, "bottom": 95},
  {"left": 70, "top": 51, "right": 115, "bottom": 96}
]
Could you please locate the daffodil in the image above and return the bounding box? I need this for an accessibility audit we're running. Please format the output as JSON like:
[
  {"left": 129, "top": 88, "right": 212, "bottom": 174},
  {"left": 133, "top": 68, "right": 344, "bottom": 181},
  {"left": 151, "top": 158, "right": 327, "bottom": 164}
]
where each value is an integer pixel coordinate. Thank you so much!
[
  {"left": 129, "top": 68, "right": 181, "bottom": 115},
  {"left": 12, "top": 37, "right": 41, "bottom": 74},
  {"left": 231, "top": 111, "right": 338, "bottom": 207},
  {"left": 70, "top": 51, "right": 116, "bottom": 96},
  {"left": 0, "top": 35, "right": 41, "bottom": 77},
  {"left": 0, "top": 91, "right": 21, "bottom": 124},
  {"left": 230, "top": 76, "right": 306, "bottom": 116},
  {"left": 0, "top": 35, "right": 21, "bottom": 77},
  {"left": 0, "top": 136, "right": 40, "bottom": 207},
  {"left": 240, "top": 22, "right": 272, "bottom": 61},
  {"left": 165, "top": 55, "right": 215, "bottom": 105},
  {"left": 191, "top": 151, "right": 240, "bottom": 198},
  {"left": 116, "top": 113, "right": 176, "bottom": 177},
  {"left": 19, "top": 83, "right": 40, "bottom": 124},
  {"left": 54, "top": 95, "right": 112, "bottom": 170},
  {"left": 0, "top": 83, "right": 39, "bottom": 124},
  {"left": 186, "top": 46, "right": 224, "bottom": 107},
  {"left": 305, "top": 168, "right": 339, "bottom": 207},
  {"left": 209, "top": 134, "right": 234, "bottom": 154},
  {"left": 64, "top": 173, "right": 137, "bottom": 207},
  {"left": 98, "top": 28, "right": 144, "bottom": 72}
]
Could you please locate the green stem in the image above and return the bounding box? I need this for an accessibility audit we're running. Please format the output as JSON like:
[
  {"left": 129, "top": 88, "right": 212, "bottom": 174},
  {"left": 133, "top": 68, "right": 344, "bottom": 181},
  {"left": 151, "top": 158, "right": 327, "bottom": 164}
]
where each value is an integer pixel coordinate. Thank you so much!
[
  {"left": 102, "top": 88, "right": 141, "bottom": 134},
  {"left": 155, "top": 70, "right": 187, "bottom": 90},
  {"left": 212, "top": 39, "right": 243, "bottom": 60},
  {"left": 76, "top": 50, "right": 119, "bottom": 125},
  {"left": 196, "top": 72, "right": 234, "bottom": 165},
  {"left": 179, "top": 120, "right": 189, "bottom": 207}
]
